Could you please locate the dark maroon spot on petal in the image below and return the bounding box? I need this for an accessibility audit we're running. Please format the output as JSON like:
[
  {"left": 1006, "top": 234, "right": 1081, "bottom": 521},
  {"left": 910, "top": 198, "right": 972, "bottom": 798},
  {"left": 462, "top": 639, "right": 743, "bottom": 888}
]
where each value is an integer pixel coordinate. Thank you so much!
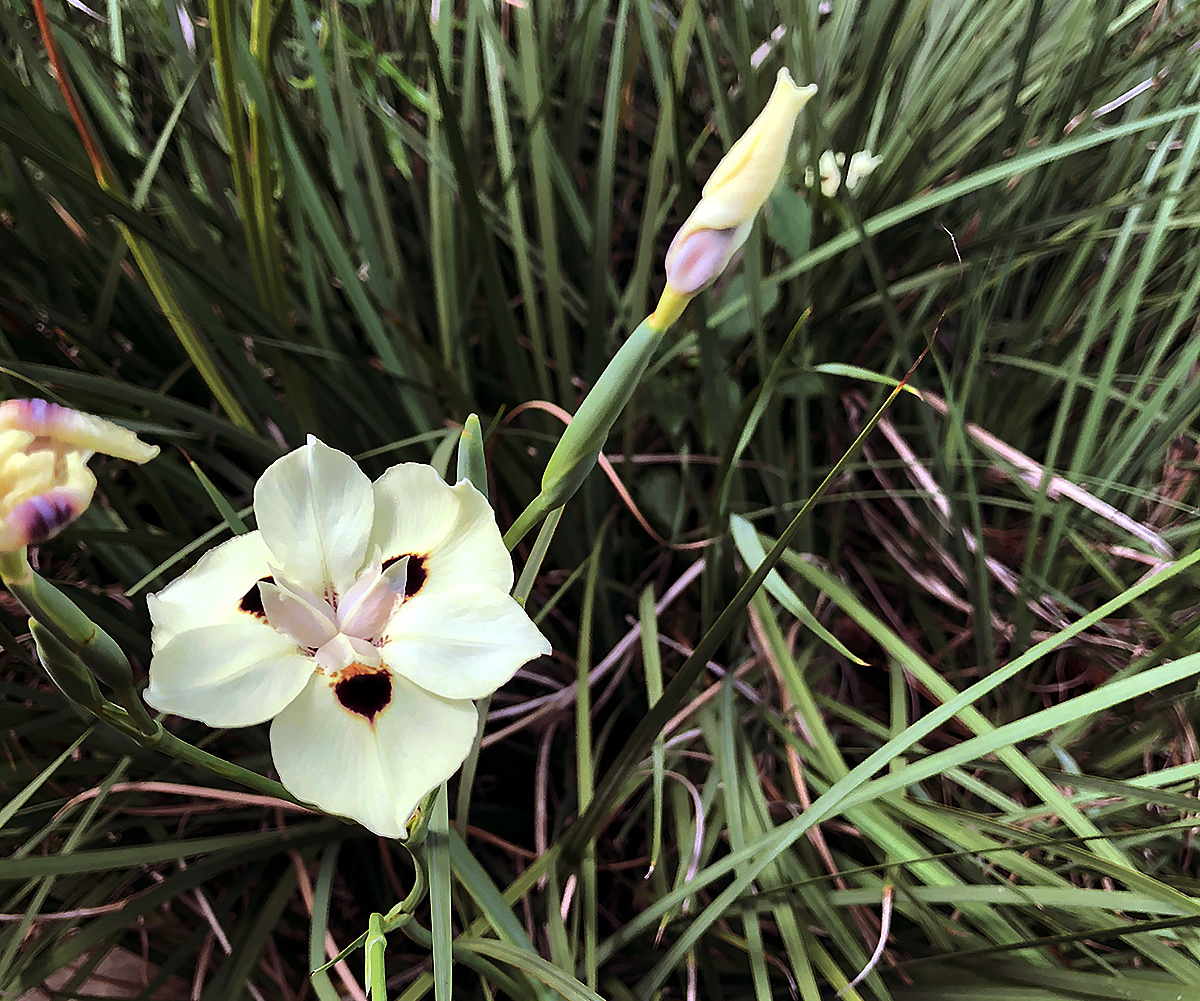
[
  {"left": 239, "top": 576, "right": 274, "bottom": 619},
  {"left": 335, "top": 670, "right": 392, "bottom": 722},
  {"left": 18, "top": 493, "right": 80, "bottom": 545},
  {"left": 383, "top": 553, "right": 428, "bottom": 598},
  {"left": 406, "top": 555, "right": 428, "bottom": 596}
]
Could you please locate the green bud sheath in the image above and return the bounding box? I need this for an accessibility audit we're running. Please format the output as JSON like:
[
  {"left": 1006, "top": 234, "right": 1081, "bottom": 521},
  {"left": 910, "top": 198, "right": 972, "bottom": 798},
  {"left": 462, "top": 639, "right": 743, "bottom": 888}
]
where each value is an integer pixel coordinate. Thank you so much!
[
  {"left": 30, "top": 618, "right": 105, "bottom": 712},
  {"left": 457, "top": 414, "right": 488, "bottom": 499},
  {"left": 403, "top": 785, "right": 441, "bottom": 845},
  {"left": 540, "top": 318, "right": 662, "bottom": 506}
]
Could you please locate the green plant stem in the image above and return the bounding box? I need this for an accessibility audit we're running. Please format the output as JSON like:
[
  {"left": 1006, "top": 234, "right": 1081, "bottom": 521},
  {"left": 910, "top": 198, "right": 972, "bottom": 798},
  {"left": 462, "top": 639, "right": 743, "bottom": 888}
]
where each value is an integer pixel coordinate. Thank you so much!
[
  {"left": 512, "top": 506, "right": 562, "bottom": 604},
  {"left": 503, "top": 492, "right": 556, "bottom": 552},
  {"left": 148, "top": 727, "right": 304, "bottom": 804}
]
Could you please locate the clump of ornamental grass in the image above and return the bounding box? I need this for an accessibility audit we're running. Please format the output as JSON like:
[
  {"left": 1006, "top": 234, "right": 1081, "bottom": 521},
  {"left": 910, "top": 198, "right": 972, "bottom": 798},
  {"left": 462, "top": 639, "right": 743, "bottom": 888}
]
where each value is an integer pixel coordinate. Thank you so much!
[{"left": 2, "top": 2, "right": 1200, "bottom": 1000}]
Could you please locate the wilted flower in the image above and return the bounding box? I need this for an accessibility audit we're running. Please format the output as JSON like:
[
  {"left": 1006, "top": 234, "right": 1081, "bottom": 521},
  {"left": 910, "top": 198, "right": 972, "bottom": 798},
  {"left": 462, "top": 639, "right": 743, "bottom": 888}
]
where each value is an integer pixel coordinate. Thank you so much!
[
  {"left": 652, "top": 68, "right": 817, "bottom": 329},
  {"left": 0, "top": 399, "right": 159, "bottom": 553},
  {"left": 145, "top": 438, "right": 550, "bottom": 839}
]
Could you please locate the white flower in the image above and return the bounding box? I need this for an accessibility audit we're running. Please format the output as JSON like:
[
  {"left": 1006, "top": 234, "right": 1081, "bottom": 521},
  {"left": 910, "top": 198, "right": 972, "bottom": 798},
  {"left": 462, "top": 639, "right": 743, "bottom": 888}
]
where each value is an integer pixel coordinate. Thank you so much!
[
  {"left": 144, "top": 437, "right": 551, "bottom": 838},
  {"left": 0, "top": 399, "right": 159, "bottom": 553}
]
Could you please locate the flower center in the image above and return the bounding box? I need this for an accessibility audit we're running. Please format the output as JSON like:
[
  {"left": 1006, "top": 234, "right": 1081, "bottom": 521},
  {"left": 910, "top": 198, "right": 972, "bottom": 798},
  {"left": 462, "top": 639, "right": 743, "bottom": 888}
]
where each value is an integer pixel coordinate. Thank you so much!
[{"left": 235, "top": 553, "right": 434, "bottom": 723}]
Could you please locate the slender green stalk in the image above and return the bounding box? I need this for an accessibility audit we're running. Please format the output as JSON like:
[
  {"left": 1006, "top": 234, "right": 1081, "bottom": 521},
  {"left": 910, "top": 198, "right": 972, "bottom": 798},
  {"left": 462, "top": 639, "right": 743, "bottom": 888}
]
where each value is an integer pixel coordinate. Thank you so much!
[
  {"left": 505, "top": 316, "right": 666, "bottom": 549},
  {"left": 365, "top": 913, "right": 387, "bottom": 999},
  {"left": 576, "top": 529, "right": 604, "bottom": 990},
  {"left": 248, "top": 0, "right": 291, "bottom": 326},
  {"left": 150, "top": 729, "right": 304, "bottom": 805},
  {"left": 210, "top": 0, "right": 270, "bottom": 313},
  {"left": 512, "top": 506, "right": 562, "bottom": 604},
  {"left": 426, "top": 786, "right": 453, "bottom": 1001}
]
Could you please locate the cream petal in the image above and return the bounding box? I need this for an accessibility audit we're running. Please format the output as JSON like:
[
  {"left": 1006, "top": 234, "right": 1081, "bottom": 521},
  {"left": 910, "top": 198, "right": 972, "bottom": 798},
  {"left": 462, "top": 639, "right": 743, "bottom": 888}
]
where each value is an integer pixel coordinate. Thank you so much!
[
  {"left": 701, "top": 69, "right": 816, "bottom": 220},
  {"left": 270, "top": 672, "right": 477, "bottom": 838},
  {"left": 659, "top": 70, "right": 815, "bottom": 299},
  {"left": 314, "top": 632, "right": 381, "bottom": 673},
  {"left": 146, "top": 532, "right": 274, "bottom": 650},
  {"left": 380, "top": 588, "right": 551, "bottom": 700},
  {"left": 254, "top": 438, "right": 374, "bottom": 600},
  {"left": 0, "top": 399, "right": 158, "bottom": 463},
  {"left": 370, "top": 464, "right": 513, "bottom": 596},
  {"left": 845, "top": 150, "right": 881, "bottom": 191},
  {"left": 144, "top": 623, "right": 315, "bottom": 726}
]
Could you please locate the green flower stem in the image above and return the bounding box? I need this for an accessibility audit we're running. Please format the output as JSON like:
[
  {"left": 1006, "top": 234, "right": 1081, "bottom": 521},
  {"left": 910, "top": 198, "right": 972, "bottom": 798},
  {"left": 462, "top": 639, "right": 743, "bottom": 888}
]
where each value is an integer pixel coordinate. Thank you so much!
[
  {"left": 365, "top": 912, "right": 387, "bottom": 999},
  {"left": 503, "top": 491, "right": 556, "bottom": 552},
  {"left": 17, "top": 601, "right": 301, "bottom": 803},
  {"left": 513, "top": 507, "right": 562, "bottom": 605},
  {"left": 314, "top": 847, "right": 427, "bottom": 977},
  {"left": 454, "top": 696, "right": 489, "bottom": 838},
  {"left": 505, "top": 313, "right": 673, "bottom": 549},
  {"left": 148, "top": 727, "right": 305, "bottom": 805},
  {"left": 540, "top": 316, "right": 662, "bottom": 502},
  {"left": 28, "top": 621, "right": 155, "bottom": 744},
  {"left": 2, "top": 551, "right": 307, "bottom": 804},
  {"left": 0, "top": 549, "right": 158, "bottom": 736}
]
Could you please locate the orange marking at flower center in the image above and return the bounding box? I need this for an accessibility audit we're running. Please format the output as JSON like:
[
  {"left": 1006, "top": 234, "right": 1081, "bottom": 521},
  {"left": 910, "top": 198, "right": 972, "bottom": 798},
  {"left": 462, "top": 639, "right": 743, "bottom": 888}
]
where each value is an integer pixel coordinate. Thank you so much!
[{"left": 335, "top": 660, "right": 383, "bottom": 681}]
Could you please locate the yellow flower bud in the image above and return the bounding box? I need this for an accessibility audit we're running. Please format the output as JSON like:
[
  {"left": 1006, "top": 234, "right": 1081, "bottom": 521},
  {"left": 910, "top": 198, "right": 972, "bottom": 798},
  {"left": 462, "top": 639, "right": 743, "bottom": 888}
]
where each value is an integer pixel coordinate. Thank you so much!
[
  {"left": 651, "top": 68, "right": 817, "bottom": 330},
  {"left": 0, "top": 400, "right": 159, "bottom": 552}
]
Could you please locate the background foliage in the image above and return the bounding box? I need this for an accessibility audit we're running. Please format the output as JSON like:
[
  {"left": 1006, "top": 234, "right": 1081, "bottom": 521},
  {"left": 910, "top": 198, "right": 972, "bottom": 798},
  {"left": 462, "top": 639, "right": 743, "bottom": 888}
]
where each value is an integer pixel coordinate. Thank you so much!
[{"left": 3, "top": 0, "right": 1200, "bottom": 998}]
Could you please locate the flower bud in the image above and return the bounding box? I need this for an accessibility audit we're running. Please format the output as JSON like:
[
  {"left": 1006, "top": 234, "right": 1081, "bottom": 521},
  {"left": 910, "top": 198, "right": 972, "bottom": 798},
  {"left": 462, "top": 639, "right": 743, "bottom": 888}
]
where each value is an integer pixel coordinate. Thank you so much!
[
  {"left": 30, "top": 617, "right": 105, "bottom": 712},
  {"left": 652, "top": 68, "right": 817, "bottom": 330},
  {"left": 457, "top": 414, "right": 488, "bottom": 499},
  {"left": 539, "top": 318, "right": 661, "bottom": 509},
  {"left": 0, "top": 400, "right": 159, "bottom": 552}
]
